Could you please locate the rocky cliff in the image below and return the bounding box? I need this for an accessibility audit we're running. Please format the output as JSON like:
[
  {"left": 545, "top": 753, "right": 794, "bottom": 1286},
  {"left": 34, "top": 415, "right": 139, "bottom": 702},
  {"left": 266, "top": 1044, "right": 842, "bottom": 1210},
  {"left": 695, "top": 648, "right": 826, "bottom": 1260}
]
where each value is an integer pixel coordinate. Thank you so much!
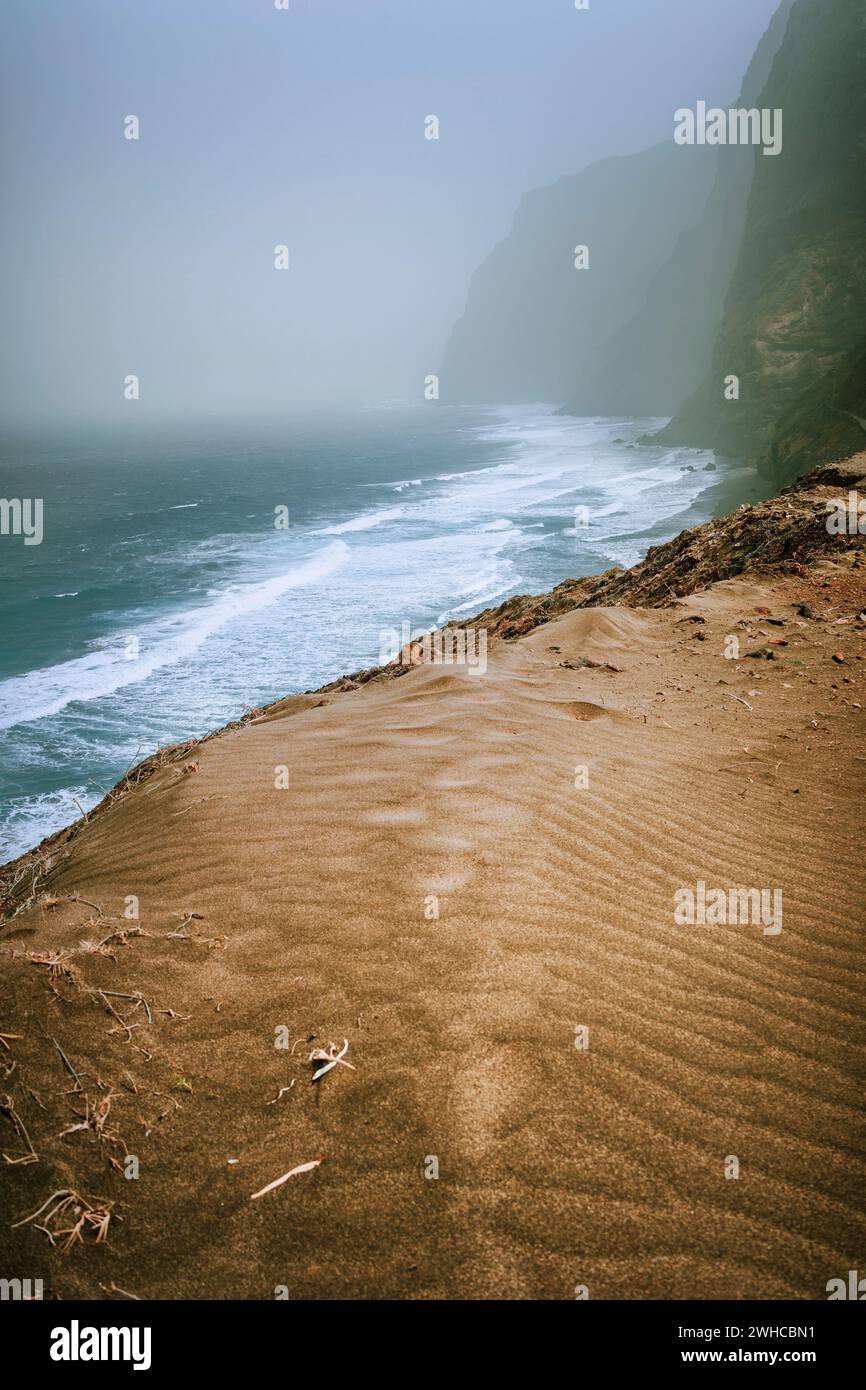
[
  {"left": 440, "top": 141, "right": 716, "bottom": 404},
  {"left": 561, "top": 0, "right": 795, "bottom": 418},
  {"left": 655, "top": 0, "right": 866, "bottom": 484}
]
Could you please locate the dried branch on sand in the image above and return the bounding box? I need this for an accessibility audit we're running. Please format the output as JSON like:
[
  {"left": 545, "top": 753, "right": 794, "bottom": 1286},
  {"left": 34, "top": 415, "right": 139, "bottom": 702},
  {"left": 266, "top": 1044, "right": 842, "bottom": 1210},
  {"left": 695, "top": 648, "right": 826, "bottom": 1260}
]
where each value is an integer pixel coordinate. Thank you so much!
[
  {"left": 12, "top": 1188, "right": 117, "bottom": 1251},
  {"left": 165, "top": 911, "right": 227, "bottom": 949},
  {"left": 308, "top": 1038, "right": 355, "bottom": 1083},
  {"left": 250, "top": 1155, "right": 323, "bottom": 1200},
  {"left": 22, "top": 947, "right": 79, "bottom": 984},
  {"left": 266, "top": 1080, "right": 295, "bottom": 1106},
  {"left": 1, "top": 1092, "right": 39, "bottom": 1165},
  {"left": 99, "top": 1281, "right": 141, "bottom": 1300},
  {"left": 51, "top": 1036, "right": 87, "bottom": 1093},
  {"left": 59, "top": 1087, "right": 126, "bottom": 1156}
]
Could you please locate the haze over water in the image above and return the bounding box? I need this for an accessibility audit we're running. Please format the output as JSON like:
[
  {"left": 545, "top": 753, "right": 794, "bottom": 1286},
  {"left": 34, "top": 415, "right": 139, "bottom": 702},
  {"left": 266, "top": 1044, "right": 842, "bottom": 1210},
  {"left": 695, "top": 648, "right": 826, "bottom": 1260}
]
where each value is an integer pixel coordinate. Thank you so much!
[{"left": 0, "top": 0, "right": 781, "bottom": 858}]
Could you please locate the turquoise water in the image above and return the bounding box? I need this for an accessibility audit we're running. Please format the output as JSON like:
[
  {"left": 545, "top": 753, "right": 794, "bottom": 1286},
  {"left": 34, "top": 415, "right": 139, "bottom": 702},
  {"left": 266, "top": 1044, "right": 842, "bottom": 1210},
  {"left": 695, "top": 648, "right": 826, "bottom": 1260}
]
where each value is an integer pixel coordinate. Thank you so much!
[{"left": 0, "top": 403, "right": 749, "bottom": 861}]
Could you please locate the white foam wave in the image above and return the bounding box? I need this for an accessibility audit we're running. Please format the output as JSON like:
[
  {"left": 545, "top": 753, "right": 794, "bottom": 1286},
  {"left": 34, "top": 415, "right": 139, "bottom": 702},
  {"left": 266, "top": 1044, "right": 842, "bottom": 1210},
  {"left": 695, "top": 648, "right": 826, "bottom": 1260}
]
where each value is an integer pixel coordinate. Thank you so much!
[
  {"left": 315, "top": 507, "right": 405, "bottom": 535},
  {"left": 0, "top": 541, "right": 349, "bottom": 732},
  {"left": 0, "top": 786, "right": 99, "bottom": 863}
]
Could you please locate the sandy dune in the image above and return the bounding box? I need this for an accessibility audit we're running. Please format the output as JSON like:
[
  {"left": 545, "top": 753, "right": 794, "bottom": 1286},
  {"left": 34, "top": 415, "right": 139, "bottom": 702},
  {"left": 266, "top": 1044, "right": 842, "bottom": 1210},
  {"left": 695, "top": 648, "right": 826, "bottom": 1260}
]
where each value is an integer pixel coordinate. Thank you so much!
[{"left": 1, "top": 497, "right": 865, "bottom": 1300}]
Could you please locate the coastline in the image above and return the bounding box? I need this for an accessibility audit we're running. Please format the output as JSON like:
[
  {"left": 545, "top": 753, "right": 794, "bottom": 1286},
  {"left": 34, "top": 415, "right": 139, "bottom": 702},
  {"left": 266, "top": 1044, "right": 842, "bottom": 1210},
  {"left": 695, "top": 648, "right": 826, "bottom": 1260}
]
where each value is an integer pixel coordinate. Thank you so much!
[
  {"left": 0, "top": 406, "right": 746, "bottom": 863},
  {"left": 1, "top": 452, "right": 864, "bottom": 1299}
]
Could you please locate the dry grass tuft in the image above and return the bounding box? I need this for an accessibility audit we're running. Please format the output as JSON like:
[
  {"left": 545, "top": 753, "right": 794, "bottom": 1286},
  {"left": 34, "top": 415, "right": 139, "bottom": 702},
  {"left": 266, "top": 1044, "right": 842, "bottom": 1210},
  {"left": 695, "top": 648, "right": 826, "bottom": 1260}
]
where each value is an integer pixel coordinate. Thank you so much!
[{"left": 12, "top": 1187, "right": 117, "bottom": 1252}]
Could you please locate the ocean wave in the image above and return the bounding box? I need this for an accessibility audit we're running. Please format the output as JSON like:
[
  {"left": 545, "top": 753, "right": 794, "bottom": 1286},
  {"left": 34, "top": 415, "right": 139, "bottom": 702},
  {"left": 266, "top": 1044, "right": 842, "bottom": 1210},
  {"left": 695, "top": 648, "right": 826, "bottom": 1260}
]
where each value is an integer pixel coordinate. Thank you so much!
[
  {"left": 314, "top": 507, "right": 405, "bottom": 535},
  {"left": 0, "top": 785, "right": 99, "bottom": 863},
  {"left": 0, "top": 540, "right": 349, "bottom": 732}
]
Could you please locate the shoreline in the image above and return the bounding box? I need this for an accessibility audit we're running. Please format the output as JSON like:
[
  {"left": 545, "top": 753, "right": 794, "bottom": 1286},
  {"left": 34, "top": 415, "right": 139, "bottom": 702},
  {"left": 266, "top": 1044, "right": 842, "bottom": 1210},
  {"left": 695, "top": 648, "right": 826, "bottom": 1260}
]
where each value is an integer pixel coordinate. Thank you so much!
[
  {"left": 2, "top": 451, "right": 863, "bottom": 894},
  {"left": 0, "top": 453, "right": 864, "bottom": 1300},
  {"left": 0, "top": 409, "right": 753, "bottom": 865}
]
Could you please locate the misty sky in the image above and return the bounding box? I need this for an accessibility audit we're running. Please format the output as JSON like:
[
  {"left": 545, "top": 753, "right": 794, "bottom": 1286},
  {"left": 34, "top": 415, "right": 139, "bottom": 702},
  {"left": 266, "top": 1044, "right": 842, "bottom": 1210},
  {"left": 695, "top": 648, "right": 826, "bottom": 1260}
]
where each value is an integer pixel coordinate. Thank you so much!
[{"left": 0, "top": 0, "right": 781, "bottom": 426}]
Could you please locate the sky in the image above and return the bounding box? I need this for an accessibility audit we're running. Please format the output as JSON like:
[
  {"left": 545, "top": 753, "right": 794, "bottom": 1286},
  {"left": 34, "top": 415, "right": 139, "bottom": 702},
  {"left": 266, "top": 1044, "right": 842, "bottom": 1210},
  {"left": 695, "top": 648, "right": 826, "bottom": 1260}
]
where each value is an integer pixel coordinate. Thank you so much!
[{"left": 0, "top": 0, "right": 782, "bottom": 427}]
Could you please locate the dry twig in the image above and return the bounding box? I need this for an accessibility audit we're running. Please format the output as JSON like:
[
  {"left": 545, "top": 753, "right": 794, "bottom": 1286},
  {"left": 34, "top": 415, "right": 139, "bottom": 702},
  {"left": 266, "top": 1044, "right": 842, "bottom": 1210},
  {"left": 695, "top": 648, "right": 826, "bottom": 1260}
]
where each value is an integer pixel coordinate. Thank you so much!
[
  {"left": 250, "top": 1155, "right": 323, "bottom": 1200},
  {"left": 12, "top": 1188, "right": 116, "bottom": 1251},
  {"left": 309, "top": 1038, "right": 354, "bottom": 1083}
]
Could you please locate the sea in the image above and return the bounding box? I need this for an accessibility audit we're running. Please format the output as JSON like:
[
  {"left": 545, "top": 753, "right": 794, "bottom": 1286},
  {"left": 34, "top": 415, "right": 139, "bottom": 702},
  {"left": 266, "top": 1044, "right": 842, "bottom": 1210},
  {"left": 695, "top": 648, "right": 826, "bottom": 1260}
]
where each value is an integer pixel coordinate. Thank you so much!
[{"left": 0, "top": 403, "right": 764, "bottom": 862}]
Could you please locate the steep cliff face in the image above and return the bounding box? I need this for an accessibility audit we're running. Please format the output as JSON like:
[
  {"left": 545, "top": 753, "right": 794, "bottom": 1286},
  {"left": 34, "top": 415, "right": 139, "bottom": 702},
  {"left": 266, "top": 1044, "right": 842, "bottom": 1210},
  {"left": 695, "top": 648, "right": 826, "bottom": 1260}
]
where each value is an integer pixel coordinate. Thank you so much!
[
  {"left": 562, "top": 0, "right": 795, "bottom": 418},
  {"left": 439, "top": 141, "right": 716, "bottom": 404},
  {"left": 656, "top": 0, "right": 866, "bottom": 482},
  {"left": 759, "top": 337, "right": 866, "bottom": 480}
]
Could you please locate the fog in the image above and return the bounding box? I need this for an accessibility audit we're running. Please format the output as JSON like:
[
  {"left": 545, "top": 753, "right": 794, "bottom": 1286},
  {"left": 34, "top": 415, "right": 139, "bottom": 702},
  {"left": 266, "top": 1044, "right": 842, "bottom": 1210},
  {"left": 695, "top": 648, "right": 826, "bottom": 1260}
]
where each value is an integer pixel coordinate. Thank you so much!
[{"left": 0, "top": 0, "right": 779, "bottom": 427}]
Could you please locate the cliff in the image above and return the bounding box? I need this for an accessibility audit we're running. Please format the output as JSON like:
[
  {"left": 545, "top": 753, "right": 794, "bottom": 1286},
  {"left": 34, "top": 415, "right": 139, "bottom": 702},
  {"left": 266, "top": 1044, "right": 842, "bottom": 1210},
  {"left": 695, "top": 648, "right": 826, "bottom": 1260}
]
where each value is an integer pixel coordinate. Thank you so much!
[
  {"left": 440, "top": 2, "right": 795, "bottom": 415},
  {"left": 439, "top": 141, "right": 716, "bottom": 404},
  {"left": 561, "top": 0, "right": 795, "bottom": 418},
  {"left": 655, "top": 0, "right": 866, "bottom": 484}
]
